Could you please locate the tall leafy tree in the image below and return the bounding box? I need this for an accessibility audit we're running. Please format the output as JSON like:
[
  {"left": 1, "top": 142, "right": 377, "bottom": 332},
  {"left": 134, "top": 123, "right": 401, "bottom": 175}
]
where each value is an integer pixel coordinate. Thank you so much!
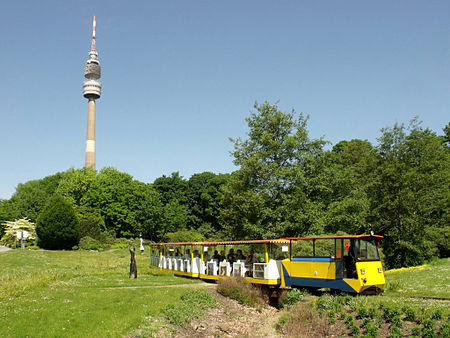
[
  {"left": 82, "top": 167, "right": 162, "bottom": 237},
  {"left": 187, "top": 172, "right": 216, "bottom": 229},
  {"left": 320, "top": 139, "right": 376, "bottom": 234},
  {"left": 56, "top": 167, "right": 97, "bottom": 205},
  {"left": 160, "top": 199, "right": 189, "bottom": 237},
  {"left": 153, "top": 172, "right": 188, "bottom": 205},
  {"left": 187, "top": 172, "right": 230, "bottom": 238},
  {"left": 221, "top": 101, "right": 325, "bottom": 239},
  {"left": 369, "top": 119, "right": 450, "bottom": 268},
  {"left": 4, "top": 172, "right": 66, "bottom": 222}
]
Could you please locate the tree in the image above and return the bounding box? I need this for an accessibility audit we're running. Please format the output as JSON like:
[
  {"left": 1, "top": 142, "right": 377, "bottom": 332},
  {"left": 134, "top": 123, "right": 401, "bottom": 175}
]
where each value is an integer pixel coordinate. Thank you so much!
[
  {"left": 187, "top": 172, "right": 216, "bottom": 229},
  {"left": 443, "top": 122, "right": 450, "bottom": 147},
  {"left": 5, "top": 172, "right": 66, "bottom": 222},
  {"left": 36, "top": 194, "right": 80, "bottom": 250},
  {"left": 153, "top": 172, "right": 188, "bottom": 205},
  {"left": 368, "top": 119, "right": 450, "bottom": 267},
  {"left": 319, "top": 139, "right": 376, "bottom": 234},
  {"left": 1, "top": 218, "right": 36, "bottom": 248},
  {"left": 160, "top": 199, "right": 189, "bottom": 237},
  {"left": 221, "top": 101, "right": 325, "bottom": 239},
  {"left": 187, "top": 172, "right": 230, "bottom": 238},
  {"left": 56, "top": 167, "right": 97, "bottom": 205},
  {"left": 82, "top": 167, "right": 162, "bottom": 238},
  {"left": 76, "top": 206, "right": 106, "bottom": 240}
]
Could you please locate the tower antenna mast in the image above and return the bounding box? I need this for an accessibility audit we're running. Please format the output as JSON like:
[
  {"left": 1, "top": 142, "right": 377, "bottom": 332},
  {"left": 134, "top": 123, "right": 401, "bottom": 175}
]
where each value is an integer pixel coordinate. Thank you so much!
[{"left": 91, "top": 15, "right": 96, "bottom": 51}]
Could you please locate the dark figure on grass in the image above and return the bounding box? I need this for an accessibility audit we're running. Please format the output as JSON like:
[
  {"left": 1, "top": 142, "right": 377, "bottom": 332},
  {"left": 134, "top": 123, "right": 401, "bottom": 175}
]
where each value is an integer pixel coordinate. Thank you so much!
[{"left": 129, "top": 246, "right": 137, "bottom": 279}]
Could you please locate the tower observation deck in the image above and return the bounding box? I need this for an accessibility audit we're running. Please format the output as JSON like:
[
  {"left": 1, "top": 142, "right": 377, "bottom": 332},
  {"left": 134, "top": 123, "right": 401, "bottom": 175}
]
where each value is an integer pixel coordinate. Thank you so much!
[{"left": 83, "top": 15, "right": 101, "bottom": 169}]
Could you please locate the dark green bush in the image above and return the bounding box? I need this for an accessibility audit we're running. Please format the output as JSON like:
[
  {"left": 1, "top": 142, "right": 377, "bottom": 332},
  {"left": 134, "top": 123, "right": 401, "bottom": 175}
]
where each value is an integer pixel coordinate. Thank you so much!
[
  {"left": 361, "top": 317, "right": 371, "bottom": 329},
  {"left": 403, "top": 306, "right": 416, "bottom": 321},
  {"left": 380, "top": 303, "right": 401, "bottom": 321},
  {"left": 389, "top": 325, "right": 402, "bottom": 338},
  {"left": 422, "top": 318, "right": 434, "bottom": 330},
  {"left": 409, "top": 325, "right": 421, "bottom": 337},
  {"left": 421, "top": 319, "right": 436, "bottom": 338},
  {"left": 316, "top": 296, "right": 341, "bottom": 313},
  {"left": 316, "top": 296, "right": 327, "bottom": 312},
  {"left": 431, "top": 309, "right": 442, "bottom": 320},
  {"left": 217, "top": 277, "right": 263, "bottom": 307},
  {"left": 36, "top": 194, "right": 79, "bottom": 250},
  {"left": 422, "top": 326, "right": 436, "bottom": 338},
  {"left": 349, "top": 323, "right": 360, "bottom": 337},
  {"left": 346, "top": 314, "right": 355, "bottom": 325},
  {"left": 337, "top": 295, "right": 353, "bottom": 305},
  {"left": 391, "top": 315, "right": 402, "bottom": 328},
  {"left": 282, "top": 288, "right": 303, "bottom": 306},
  {"left": 357, "top": 306, "right": 368, "bottom": 319},
  {"left": 439, "top": 320, "right": 450, "bottom": 337},
  {"left": 364, "top": 322, "right": 379, "bottom": 338},
  {"left": 327, "top": 310, "right": 336, "bottom": 324},
  {"left": 367, "top": 307, "right": 377, "bottom": 319}
]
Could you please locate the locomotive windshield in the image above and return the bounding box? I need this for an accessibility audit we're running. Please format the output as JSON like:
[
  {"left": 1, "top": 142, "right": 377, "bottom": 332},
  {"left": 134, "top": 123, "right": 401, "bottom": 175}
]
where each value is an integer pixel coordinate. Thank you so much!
[{"left": 354, "top": 239, "right": 379, "bottom": 260}]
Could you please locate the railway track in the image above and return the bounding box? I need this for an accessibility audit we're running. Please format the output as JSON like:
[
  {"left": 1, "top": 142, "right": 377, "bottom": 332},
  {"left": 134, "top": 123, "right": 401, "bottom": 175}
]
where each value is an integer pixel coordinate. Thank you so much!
[{"left": 404, "top": 295, "right": 450, "bottom": 301}]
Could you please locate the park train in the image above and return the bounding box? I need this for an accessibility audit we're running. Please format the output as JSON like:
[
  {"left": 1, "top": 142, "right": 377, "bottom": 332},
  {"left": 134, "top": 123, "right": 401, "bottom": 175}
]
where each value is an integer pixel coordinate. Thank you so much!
[{"left": 149, "top": 235, "right": 386, "bottom": 294}]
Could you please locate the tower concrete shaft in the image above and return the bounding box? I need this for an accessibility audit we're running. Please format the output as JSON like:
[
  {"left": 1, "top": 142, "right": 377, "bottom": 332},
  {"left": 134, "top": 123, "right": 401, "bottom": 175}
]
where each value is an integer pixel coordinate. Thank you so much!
[
  {"left": 85, "top": 98, "right": 96, "bottom": 168},
  {"left": 83, "top": 15, "right": 101, "bottom": 169}
]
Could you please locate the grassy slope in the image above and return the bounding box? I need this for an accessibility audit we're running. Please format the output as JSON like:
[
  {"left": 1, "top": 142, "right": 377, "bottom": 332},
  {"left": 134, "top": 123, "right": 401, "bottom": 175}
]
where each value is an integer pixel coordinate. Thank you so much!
[
  {"left": 384, "top": 258, "right": 450, "bottom": 298},
  {"left": 0, "top": 249, "right": 200, "bottom": 337}
]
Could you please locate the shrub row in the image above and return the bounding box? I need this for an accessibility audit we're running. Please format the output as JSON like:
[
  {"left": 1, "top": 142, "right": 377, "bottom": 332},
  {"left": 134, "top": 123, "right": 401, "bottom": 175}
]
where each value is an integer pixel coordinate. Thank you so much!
[{"left": 217, "top": 276, "right": 264, "bottom": 308}]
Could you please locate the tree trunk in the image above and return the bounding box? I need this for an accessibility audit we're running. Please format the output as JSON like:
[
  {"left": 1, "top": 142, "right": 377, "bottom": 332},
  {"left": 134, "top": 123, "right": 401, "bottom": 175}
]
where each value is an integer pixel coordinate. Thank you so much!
[{"left": 129, "top": 246, "right": 137, "bottom": 279}]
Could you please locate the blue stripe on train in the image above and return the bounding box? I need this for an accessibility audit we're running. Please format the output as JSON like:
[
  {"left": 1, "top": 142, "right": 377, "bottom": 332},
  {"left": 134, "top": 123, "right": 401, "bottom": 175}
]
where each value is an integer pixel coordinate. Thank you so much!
[
  {"left": 291, "top": 257, "right": 334, "bottom": 262},
  {"left": 282, "top": 265, "right": 356, "bottom": 293}
]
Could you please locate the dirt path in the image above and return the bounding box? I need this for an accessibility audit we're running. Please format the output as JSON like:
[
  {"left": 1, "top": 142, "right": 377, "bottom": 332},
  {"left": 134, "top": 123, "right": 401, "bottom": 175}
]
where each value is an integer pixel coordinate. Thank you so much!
[
  {"left": 102, "top": 283, "right": 215, "bottom": 290},
  {"left": 0, "top": 245, "right": 11, "bottom": 253},
  {"left": 154, "top": 288, "right": 282, "bottom": 337}
]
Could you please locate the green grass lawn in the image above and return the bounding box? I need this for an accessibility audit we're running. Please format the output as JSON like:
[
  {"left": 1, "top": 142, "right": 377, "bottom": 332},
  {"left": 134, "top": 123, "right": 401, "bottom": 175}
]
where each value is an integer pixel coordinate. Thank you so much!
[
  {"left": 1, "top": 250, "right": 449, "bottom": 337},
  {"left": 384, "top": 258, "right": 450, "bottom": 298},
  {"left": 0, "top": 249, "right": 201, "bottom": 337}
]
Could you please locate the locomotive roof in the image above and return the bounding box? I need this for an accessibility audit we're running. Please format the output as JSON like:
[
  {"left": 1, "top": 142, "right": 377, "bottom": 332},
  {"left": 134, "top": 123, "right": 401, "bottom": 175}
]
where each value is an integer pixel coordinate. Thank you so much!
[
  {"left": 283, "top": 235, "right": 383, "bottom": 240},
  {"left": 150, "top": 238, "right": 291, "bottom": 246},
  {"left": 149, "top": 235, "right": 382, "bottom": 246}
]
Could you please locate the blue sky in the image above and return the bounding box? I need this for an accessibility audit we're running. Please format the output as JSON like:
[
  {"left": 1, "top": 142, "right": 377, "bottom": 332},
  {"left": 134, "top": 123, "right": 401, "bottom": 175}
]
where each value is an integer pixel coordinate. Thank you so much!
[{"left": 0, "top": 1, "right": 449, "bottom": 199}]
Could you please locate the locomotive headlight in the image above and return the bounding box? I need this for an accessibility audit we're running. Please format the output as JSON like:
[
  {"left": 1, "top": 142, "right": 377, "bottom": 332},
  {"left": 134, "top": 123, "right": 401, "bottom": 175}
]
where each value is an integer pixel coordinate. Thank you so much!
[
  {"left": 378, "top": 268, "right": 383, "bottom": 273},
  {"left": 360, "top": 269, "right": 365, "bottom": 275}
]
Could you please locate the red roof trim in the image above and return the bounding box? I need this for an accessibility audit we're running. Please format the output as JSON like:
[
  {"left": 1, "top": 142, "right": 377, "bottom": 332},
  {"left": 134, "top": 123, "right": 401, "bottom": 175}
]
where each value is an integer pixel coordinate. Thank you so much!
[
  {"left": 149, "top": 239, "right": 290, "bottom": 246},
  {"left": 283, "top": 235, "right": 384, "bottom": 240},
  {"left": 148, "top": 235, "right": 382, "bottom": 246}
]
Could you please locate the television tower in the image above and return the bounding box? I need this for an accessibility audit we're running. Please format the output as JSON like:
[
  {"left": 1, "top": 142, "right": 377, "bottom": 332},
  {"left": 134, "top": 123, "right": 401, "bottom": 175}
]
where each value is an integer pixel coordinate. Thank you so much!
[{"left": 83, "top": 15, "right": 102, "bottom": 169}]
